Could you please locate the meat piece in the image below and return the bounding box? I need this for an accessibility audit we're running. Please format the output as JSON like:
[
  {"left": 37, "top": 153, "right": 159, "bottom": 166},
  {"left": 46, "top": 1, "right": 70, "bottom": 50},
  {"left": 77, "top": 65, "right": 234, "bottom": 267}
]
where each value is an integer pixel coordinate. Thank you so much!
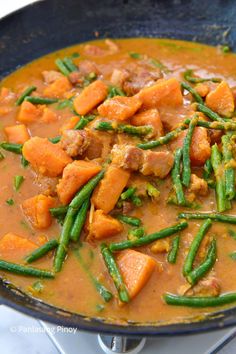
[
  {"left": 110, "top": 68, "right": 130, "bottom": 87},
  {"left": 34, "top": 175, "right": 58, "bottom": 196},
  {"left": 60, "top": 129, "right": 91, "bottom": 157},
  {"left": 84, "top": 44, "right": 107, "bottom": 56},
  {"left": 79, "top": 60, "right": 99, "bottom": 75},
  {"left": 111, "top": 144, "right": 144, "bottom": 171},
  {"left": 205, "top": 81, "right": 234, "bottom": 118},
  {"left": 98, "top": 95, "right": 142, "bottom": 121},
  {"left": 127, "top": 175, "right": 148, "bottom": 197},
  {"left": 188, "top": 174, "right": 208, "bottom": 196},
  {"left": 68, "top": 71, "right": 83, "bottom": 85},
  {"left": 141, "top": 150, "right": 174, "bottom": 178},
  {"left": 130, "top": 108, "right": 164, "bottom": 138},
  {"left": 105, "top": 39, "right": 119, "bottom": 53},
  {"left": 83, "top": 130, "right": 107, "bottom": 160},
  {"left": 42, "top": 70, "right": 63, "bottom": 84},
  {"left": 89, "top": 210, "right": 123, "bottom": 240},
  {"left": 122, "top": 201, "right": 134, "bottom": 214},
  {"left": 181, "top": 277, "right": 221, "bottom": 297}
]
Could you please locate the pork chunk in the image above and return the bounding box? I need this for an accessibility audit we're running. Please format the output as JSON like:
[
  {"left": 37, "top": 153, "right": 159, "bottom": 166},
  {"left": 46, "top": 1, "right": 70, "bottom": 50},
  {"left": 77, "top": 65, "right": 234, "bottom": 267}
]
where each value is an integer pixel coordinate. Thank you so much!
[
  {"left": 141, "top": 150, "right": 174, "bottom": 178},
  {"left": 111, "top": 144, "right": 144, "bottom": 171},
  {"left": 60, "top": 129, "right": 91, "bottom": 157}
]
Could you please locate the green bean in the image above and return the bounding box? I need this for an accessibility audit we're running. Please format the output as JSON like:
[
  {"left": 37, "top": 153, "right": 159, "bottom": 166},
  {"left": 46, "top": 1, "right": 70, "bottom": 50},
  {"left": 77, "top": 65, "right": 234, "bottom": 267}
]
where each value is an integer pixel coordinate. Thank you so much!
[
  {"left": 101, "top": 243, "right": 130, "bottom": 303},
  {"left": 222, "top": 134, "right": 235, "bottom": 200},
  {"left": 211, "top": 144, "right": 227, "bottom": 212},
  {"left": 25, "top": 239, "right": 58, "bottom": 264},
  {"left": 202, "top": 158, "right": 215, "bottom": 189},
  {"left": 0, "top": 259, "right": 54, "bottom": 278},
  {"left": 182, "top": 115, "right": 199, "bottom": 187},
  {"left": 150, "top": 59, "right": 170, "bottom": 73},
  {"left": 14, "top": 175, "right": 24, "bottom": 192},
  {"left": 70, "top": 170, "right": 105, "bottom": 211},
  {"left": 107, "top": 85, "right": 126, "bottom": 98},
  {"left": 50, "top": 206, "right": 68, "bottom": 217},
  {"left": 197, "top": 103, "right": 226, "bottom": 123},
  {"left": 83, "top": 72, "right": 97, "bottom": 86},
  {"left": 178, "top": 212, "right": 236, "bottom": 224},
  {"left": 171, "top": 148, "right": 186, "bottom": 206},
  {"left": 228, "top": 229, "right": 236, "bottom": 240},
  {"left": 129, "top": 52, "right": 142, "bottom": 59},
  {"left": 121, "top": 187, "right": 136, "bottom": 201},
  {"left": 187, "top": 239, "right": 217, "bottom": 285},
  {"left": 116, "top": 214, "right": 141, "bottom": 227},
  {"left": 181, "top": 82, "right": 204, "bottom": 104},
  {"left": 54, "top": 208, "right": 77, "bottom": 272},
  {"left": 0, "top": 151, "right": 4, "bottom": 160},
  {"left": 55, "top": 58, "right": 71, "bottom": 76},
  {"left": 63, "top": 57, "right": 77, "bottom": 72},
  {"left": 0, "top": 142, "right": 22, "bottom": 154},
  {"left": 16, "top": 86, "right": 37, "bottom": 105},
  {"left": 128, "top": 227, "right": 145, "bottom": 240},
  {"left": 70, "top": 199, "right": 90, "bottom": 242},
  {"left": 183, "top": 69, "right": 221, "bottom": 84},
  {"left": 137, "top": 125, "right": 187, "bottom": 150},
  {"left": 130, "top": 194, "right": 142, "bottom": 207},
  {"left": 25, "top": 96, "right": 58, "bottom": 105},
  {"left": 6, "top": 198, "right": 14, "bottom": 206},
  {"left": 183, "top": 219, "right": 212, "bottom": 276},
  {"left": 95, "top": 121, "right": 152, "bottom": 136},
  {"left": 109, "top": 221, "right": 188, "bottom": 252},
  {"left": 146, "top": 183, "right": 160, "bottom": 200},
  {"left": 74, "top": 115, "right": 96, "bottom": 130},
  {"left": 184, "top": 118, "right": 236, "bottom": 131},
  {"left": 164, "top": 292, "right": 236, "bottom": 307},
  {"left": 21, "top": 156, "right": 29, "bottom": 168},
  {"left": 49, "top": 135, "right": 61, "bottom": 144},
  {"left": 167, "top": 235, "right": 180, "bottom": 264}
]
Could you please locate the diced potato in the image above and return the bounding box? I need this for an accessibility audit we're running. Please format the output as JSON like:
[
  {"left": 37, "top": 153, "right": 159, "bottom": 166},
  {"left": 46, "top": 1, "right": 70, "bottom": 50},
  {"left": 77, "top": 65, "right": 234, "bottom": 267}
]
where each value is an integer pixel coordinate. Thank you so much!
[
  {"left": 43, "top": 76, "right": 72, "bottom": 98},
  {"left": 116, "top": 249, "right": 156, "bottom": 299},
  {"left": 92, "top": 165, "right": 130, "bottom": 213},
  {"left": 89, "top": 210, "right": 123, "bottom": 240},
  {"left": 205, "top": 81, "right": 235, "bottom": 117},
  {"left": 73, "top": 80, "right": 108, "bottom": 115},
  {"left": 17, "top": 101, "right": 41, "bottom": 123},
  {"left": 0, "top": 233, "right": 37, "bottom": 261},
  {"left": 98, "top": 95, "right": 142, "bottom": 121},
  {"left": 138, "top": 78, "right": 183, "bottom": 109},
  {"left": 130, "top": 108, "right": 163, "bottom": 138},
  {"left": 4, "top": 124, "right": 30, "bottom": 144},
  {"left": 57, "top": 160, "right": 102, "bottom": 205},
  {"left": 23, "top": 137, "right": 72, "bottom": 177},
  {"left": 22, "top": 194, "right": 55, "bottom": 229}
]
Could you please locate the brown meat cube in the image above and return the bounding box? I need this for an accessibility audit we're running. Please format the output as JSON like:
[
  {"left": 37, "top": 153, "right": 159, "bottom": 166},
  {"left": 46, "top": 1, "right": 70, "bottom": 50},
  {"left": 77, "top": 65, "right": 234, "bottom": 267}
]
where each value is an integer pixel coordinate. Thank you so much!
[
  {"left": 98, "top": 96, "right": 142, "bottom": 121},
  {"left": 110, "top": 68, "right": 130, "bottom": 87},
  {"left": 105, "top": 39, "right": 119, "bottom": 53},
  {"left": 79, "top": 60, "right": 99, "bottom": 75},
  {"left": 60, "top": 129, "right": 91, "bottom": 157},
  {"left": 185, "top": 277, "right": 220, "bottom": 297},
  {"left": 111, "top": 144, "right": 144, "bottom": 171},
  {"left": 141, "top": 150, "right": 174, "bottom": 178},
  {"left": 42, "top": 70, "right": 63, "bottom": 84},
  {"left": 84, "top": 44, "right": 107, "bottom": 56}
]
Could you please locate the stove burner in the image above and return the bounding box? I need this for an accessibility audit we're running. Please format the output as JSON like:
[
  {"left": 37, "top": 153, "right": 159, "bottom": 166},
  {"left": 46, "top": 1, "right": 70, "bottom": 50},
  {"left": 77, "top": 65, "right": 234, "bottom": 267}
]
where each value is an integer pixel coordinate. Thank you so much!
[{"left": 98, "top": 335, "right": 146, "bottom": 354}]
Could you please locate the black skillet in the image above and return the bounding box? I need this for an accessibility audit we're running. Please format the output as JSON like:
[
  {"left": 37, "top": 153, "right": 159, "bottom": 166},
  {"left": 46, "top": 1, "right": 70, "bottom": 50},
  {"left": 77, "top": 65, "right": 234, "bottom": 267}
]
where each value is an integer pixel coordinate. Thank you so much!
[{"left": 1, "top": 0, "right": 236, "bottom": 337}]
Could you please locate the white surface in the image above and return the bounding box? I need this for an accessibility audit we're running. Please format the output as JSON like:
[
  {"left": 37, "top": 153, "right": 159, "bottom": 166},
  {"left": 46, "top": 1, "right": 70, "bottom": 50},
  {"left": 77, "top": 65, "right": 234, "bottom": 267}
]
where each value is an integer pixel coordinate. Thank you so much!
[{"left": 0, "top": 0, "right": 39, "bottom": 19}]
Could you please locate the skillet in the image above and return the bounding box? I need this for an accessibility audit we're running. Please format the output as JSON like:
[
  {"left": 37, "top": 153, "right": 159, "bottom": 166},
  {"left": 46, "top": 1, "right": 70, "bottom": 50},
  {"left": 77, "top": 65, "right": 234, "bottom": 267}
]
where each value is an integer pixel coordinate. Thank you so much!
[{"left": 1, "top": 0, "right": 236, "bottom": 336}]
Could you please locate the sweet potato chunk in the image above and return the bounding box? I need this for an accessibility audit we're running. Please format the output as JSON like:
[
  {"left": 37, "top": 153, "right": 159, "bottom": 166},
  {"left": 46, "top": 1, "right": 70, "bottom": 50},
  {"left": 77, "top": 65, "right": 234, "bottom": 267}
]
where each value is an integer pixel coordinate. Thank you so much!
[
  {"left": 130, "top": 108, "right": 163, "bottom": 138},
  {"left": 23, "top": 137, "right": 72, "bottom": 177},
  {"left": 4, "top": 124, "right": 30, "bottom": 144},
  {"left": 60, "top": 116, "right": 80, "bottom": 134},
  {"left": 116, "top": 249, "right": 156, "bottom": 299},
  {"left": 141, "top": 150, "right": 174, "bottom": 178},
  {"left": 57, "top": 160, "right": 102, "bottom": 205},
  {"left": 41, "top": 107, "right": 57, "bottom": 123},
  {"left": 0, "top": 233, "right": 37, "bottom": 261},
  {"left": 74, "top": 80, "right": 107, "bottom": 115},
  {"left": 89, "top": 210, "right": 123, "bottom": 240},
  {"left": 98, "top": 95, "right": 142, "bottom": 121},
  {"left": 138, "top": 78, "right": 183, "bottom": 109},
  {"left": 17, "top": 101, "right": 41, "bottom": 123},
  {"left": 205, "top": 81, "right": 234, "bottom": 118},
  {"left": 22, "top": 194, "right": 55, "bottom": 229},
  {"left": 43, "top": 76, "right": 72, "bottom": 98},
  {"left": 92, "top": 165, "right": 130, "bottom": 213}
]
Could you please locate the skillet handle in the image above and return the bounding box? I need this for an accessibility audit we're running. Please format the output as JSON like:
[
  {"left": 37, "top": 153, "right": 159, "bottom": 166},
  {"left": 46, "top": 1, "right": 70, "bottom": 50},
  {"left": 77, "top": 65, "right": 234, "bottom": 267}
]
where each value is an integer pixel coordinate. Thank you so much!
[{"left": 98, "top": 334, "right": 146, "bottom": 354}]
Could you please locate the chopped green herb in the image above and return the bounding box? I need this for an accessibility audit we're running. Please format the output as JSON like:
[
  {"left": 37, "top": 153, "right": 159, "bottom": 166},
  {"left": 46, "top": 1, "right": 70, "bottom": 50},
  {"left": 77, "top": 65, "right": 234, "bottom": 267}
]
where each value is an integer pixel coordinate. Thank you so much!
[
  {"left": 70, "top": 52, "right": 80, "bottom": 58},
  {"left": 14, "top": 175, "right": 24, "bottom": 191},
  {"left": 56, "top": 99, "right": 73, "bottom": 110},
  {"left": 6, "top": 198, "right": 14, "bottom": 206},
  {"left": 129, "top": 52, "right": 142, "bottom": 59},
  {"left": 230, "top": 252, "right": 236, "bottom": 260}
]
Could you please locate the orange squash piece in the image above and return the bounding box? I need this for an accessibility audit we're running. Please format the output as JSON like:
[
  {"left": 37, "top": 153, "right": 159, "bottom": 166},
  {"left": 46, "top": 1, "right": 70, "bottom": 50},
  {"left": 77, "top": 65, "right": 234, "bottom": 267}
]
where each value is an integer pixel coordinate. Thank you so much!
[
  {"left": 205, "top": 81, "right": 235, "bottom": 118},
  {"left": 74, "top": 80, "right": 108, "bottom": 115},
  {"left": 130, "top": 108, "right": 163, "bottom": 137},
  {"left": 57, "top": 160, "right": 102, "bottom": 205},
  {"left": 23, "top": 137, "right": 72, "bottom": 177},
  {"left": 43, "top": 76, "right": 72, "bottom": 98},
  {"left": 89, "top": 210, "right": 123, "bottom": 240},
  {"left": 92, "top": 165, "right": 130, "bottom": 213},
  {"left": 4, "top": 124, "right": 30, "bottom": 144},
  {"left": 116, "top": 249, "right": 156, "bottom": 299},
  {"left": 138, "top": 78, "right": 183, "bottom": 109},
  {"left": 59, "top": 116, "right": 80, "bottom": 134},
  {"left": 17, "top": 101, "right": 41, "bottom": 123},
  {"left": 22, "top": 194, "right": 55, "bottom": 229},
  {"left": 41, "top": 107, "right": 58, "bottom": 123},
  {"left": 0, "top": 233, "right": 37, "bottom": 261},
  {"left": 98, "top": 95, "right": 142, "bottom": 121}
]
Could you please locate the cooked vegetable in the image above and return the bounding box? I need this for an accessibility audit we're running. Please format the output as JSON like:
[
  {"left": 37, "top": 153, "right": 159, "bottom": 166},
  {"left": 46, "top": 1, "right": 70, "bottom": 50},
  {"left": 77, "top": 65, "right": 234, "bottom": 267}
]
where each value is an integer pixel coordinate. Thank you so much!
[
  {"left": 101, "top": 243, "right": 130, "bottom": 303},
  {"left": 167, "top": 235, "right": 180, "bottom": 264},
  {"left": 178, "top": 212, "right": 236, "bottom": 224},
  {"left": 183, "top": 219, "right": 212, "bottom": 276},
  {"left": 128, "top": 227, "right": 145, "bottom": 240},
  {"left": 50, "top": 206, "right": 68, "bottom": 217},
  {"left": 95, "top": 121, "right": 152, "bottom": 136},
  {"left": 70, "top": 199, "right": 90, "bottom": 242},
  {"left": 0, "top": 259, "right": 54, "bottom": 278},
  {"left": 109, "top": 221, "right": 188, "bottom": 252},
  {"left": 107, "top": 85, "right": 126, "bottom": 98},
  {"left": 121, "top": 187, "right": 136, "bottom": 201},
  {"left": 25, "top": 96, "right": 58, "bottom": 105},
  {"left": 146, "top": 183, "right": 160, "bottom": 199},
  {"left": 205, "top": 81, "right": 234, "bottom": 118},
  {"left": 164, "top": 293, "right": 236, "bottom": 307},
  {"left": 0, "top": 142, "right": 22, "bottom": 154},
  {"left": 63, "top": 57, "right": 77, "bottom": 72},
  {"left": 6, "top": 198, "right": 14, "bottom": 206},
  {"left": 183, "top": 69, "right": 221, "bottom": 84},
  {"left": 181, "top": 82, "right": 204, "bottom": 104},
  {"left": 55, "top": 58, "right": 71, "bottom": 76},
  {"left": 184, "top": 118, "right": 236, "bottom": 131},
  {"left": 196, "top": 103, "right": 226, "bottom": 123},
  {"left": 222, "top": 134, "right": 235, "bottom": 200},
  {"left": 89, "top": 210, "right": 123, "bottom": 240},
  {"left": 171, "top": 148, "right": 186, "bottom": 206},
  {"left": 182, "top": 115, "right": 199, "bottom": 187},
  {"left": 14, "top": 175, "right": 24, "bottom": 192},
  {"left": 25, "top": 239, "right": 58, "bottom": 263},
  {"left": 74, "top": 114, "right": 96, "bottom": 130},
  {"left": 116, "top": 214, "right": 141, "bottom": 227},
  {"left": 16, "top": 86, "right": 37, "bottom": 105},
  {"left": 21, "top": 156, "right": 29, "bottom": 168},
  {"left": 98, "top": 95, "right": 142, "bottom": 121}
]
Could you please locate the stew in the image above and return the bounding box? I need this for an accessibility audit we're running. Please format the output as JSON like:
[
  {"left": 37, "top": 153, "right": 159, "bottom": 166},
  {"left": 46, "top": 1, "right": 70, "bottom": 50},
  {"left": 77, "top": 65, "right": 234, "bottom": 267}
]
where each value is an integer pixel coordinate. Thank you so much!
[{"left": 1, "top": 38, "right": 236, "bottom": 325}]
